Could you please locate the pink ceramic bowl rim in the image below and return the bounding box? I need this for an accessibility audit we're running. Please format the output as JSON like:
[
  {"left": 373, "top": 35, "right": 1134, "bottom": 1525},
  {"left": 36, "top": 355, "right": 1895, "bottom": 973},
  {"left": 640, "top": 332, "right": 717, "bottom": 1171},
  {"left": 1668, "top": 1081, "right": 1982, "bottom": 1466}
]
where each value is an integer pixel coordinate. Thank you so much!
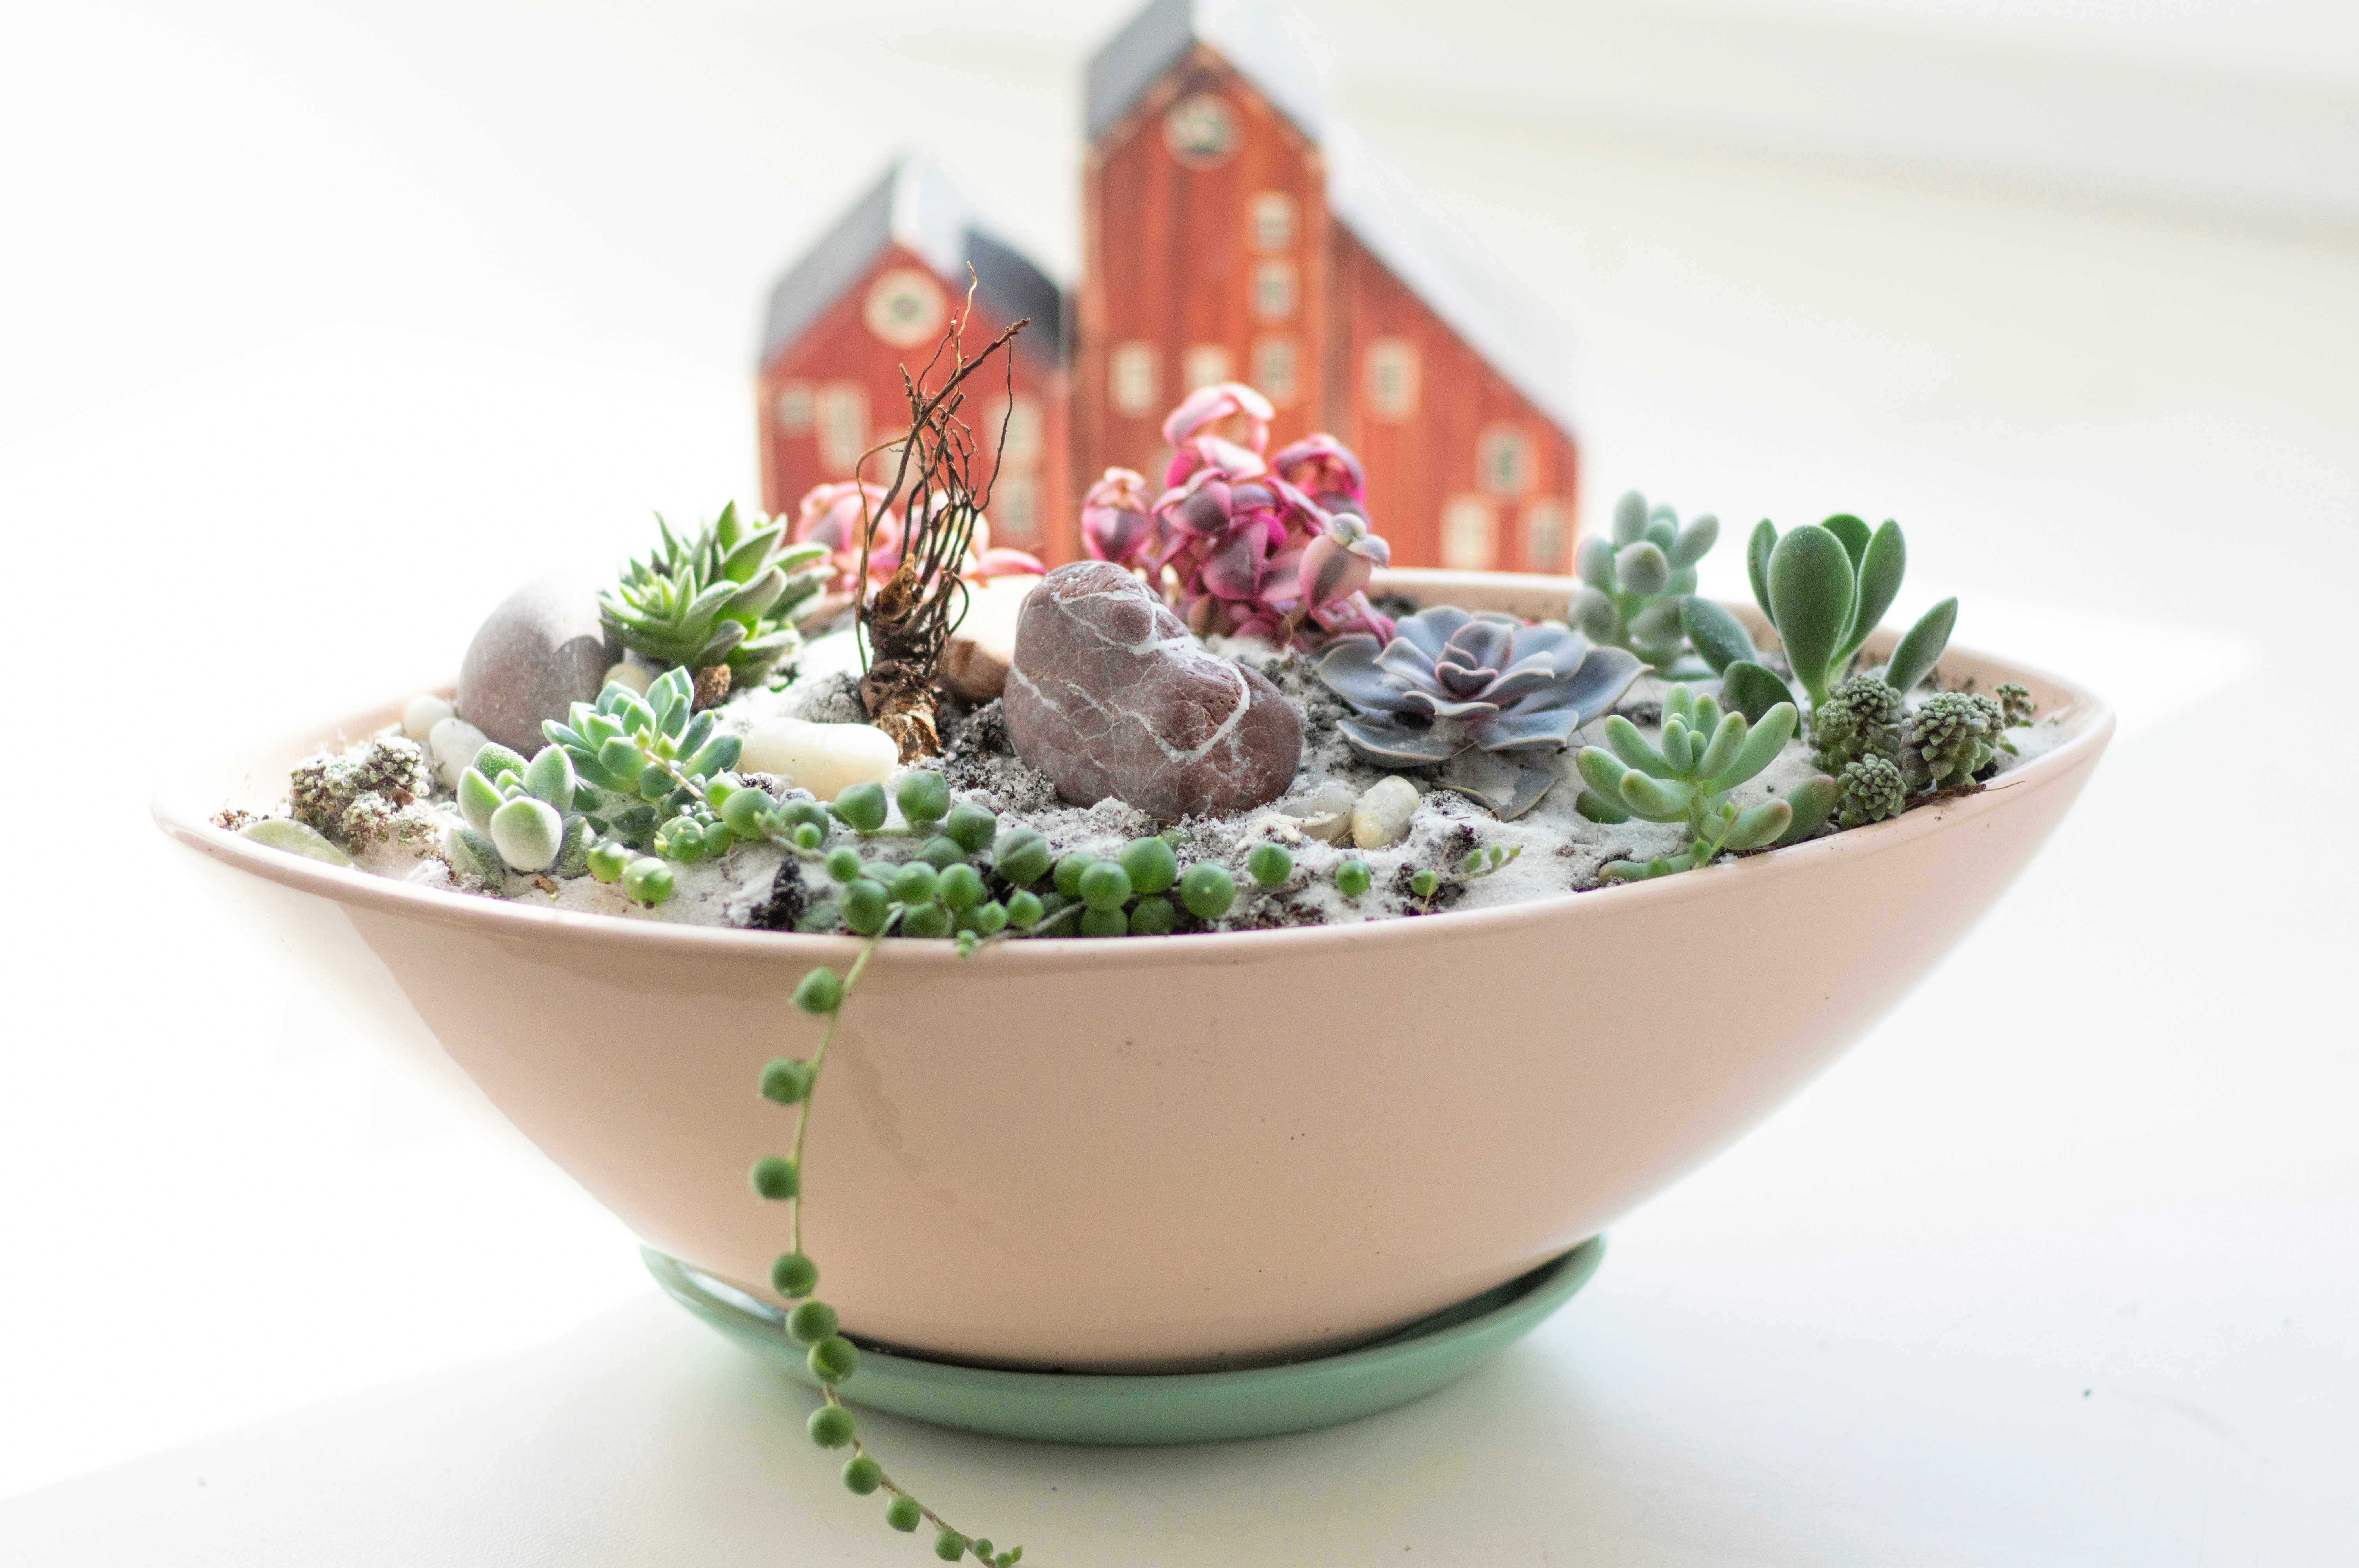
[{"left": 150, "top": 585, "right": 2114, "bottom": 972}]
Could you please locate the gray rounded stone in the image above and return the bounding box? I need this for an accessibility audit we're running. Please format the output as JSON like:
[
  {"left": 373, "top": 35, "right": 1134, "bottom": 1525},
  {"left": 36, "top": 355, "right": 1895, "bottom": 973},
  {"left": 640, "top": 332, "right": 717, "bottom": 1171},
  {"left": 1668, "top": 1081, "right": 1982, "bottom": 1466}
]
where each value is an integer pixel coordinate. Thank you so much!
[
  {"left": 456, "top": 574, "right": 612, "bottom": 754},
  {"left": 1003, "top": 562, "right": 1301, "bottom": 819}
]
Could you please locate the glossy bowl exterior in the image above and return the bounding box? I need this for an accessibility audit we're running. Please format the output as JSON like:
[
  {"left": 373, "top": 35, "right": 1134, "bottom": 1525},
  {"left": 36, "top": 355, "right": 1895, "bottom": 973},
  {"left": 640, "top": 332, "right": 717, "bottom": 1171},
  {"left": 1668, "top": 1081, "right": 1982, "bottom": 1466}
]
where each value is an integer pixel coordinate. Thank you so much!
[{"left": 152, "top": 572, "right": 2112, "bottom": 1372}]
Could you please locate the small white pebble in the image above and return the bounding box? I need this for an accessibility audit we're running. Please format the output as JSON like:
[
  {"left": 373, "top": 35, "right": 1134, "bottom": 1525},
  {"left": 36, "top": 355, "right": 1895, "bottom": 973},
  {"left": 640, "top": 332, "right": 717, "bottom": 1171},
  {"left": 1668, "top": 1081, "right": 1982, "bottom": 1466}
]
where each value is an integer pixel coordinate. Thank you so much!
[
  {"left": 603, "top": 658, "right": 655, "bottom": 695},
  {"left": 240, "top": 818, "right": 353, "bottom": 866},
  {"left": 738, "top": 718, "right": 898, "bottom": 802},
  {"left": 428, "top": 715, "right": 492, "bottom": 790},
  {"left": 402, "top": 694, "right": 455, "bottom": 742},
  {"left": 1351, "top": 775, "right": 1421, "bottom": 850}
]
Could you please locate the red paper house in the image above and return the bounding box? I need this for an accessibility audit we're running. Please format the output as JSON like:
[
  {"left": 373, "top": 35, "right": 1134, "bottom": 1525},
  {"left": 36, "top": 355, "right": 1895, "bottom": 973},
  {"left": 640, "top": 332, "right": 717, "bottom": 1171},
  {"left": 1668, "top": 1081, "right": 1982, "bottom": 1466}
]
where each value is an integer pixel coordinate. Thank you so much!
[
  {"left": 756, "top": 156, "right": 1076, "bottom": 563},
  {"left": 756, "top": 3, "right": 1583, "bottom": 574},
  {"left": 1078, "top": 0, "right": 1583, "bottom": 573}
]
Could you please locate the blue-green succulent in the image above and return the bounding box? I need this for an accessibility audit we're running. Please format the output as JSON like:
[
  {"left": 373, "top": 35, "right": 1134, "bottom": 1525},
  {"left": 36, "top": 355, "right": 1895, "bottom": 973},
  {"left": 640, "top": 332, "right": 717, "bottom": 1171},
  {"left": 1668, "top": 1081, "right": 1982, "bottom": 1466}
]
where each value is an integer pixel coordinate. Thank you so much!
[{"left": 1575, "top": 684, "right": 1835, "bottom": 880}]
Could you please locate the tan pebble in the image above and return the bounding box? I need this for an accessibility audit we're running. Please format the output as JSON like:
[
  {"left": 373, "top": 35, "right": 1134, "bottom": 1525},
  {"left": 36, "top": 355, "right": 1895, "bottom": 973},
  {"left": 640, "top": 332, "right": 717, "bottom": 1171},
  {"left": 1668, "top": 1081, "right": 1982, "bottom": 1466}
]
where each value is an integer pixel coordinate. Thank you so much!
[
  {"left": 427, "top": 715, "right": 493, "bottom": 790},
  {"left": 1350, "top": 775, "right": 1421, "bottom": 850},
  {"left": 603, "top": 658, "right": 655, "bottom": 695},
  {"left": 939, "top": 575, "right": 1039, "bottom": 702},
  {"left": 402, "top": 694, "right": 455, "bottom": 742},
  {"left": 738, "top": 718, "right": 898, "bottom": 801}
]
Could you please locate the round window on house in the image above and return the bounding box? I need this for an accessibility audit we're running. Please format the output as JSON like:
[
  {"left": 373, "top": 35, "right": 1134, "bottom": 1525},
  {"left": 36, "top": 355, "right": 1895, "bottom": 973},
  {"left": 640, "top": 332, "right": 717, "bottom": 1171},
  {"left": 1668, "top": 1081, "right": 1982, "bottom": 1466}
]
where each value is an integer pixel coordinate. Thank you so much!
[
  {"left": 1478, "top": 423, "right": 1533, "bottom": 497},
  {"left": 863, "top": 267, "right": 948, "bottom": 348},
  {"left": 1164, "top": 94, "right": 1240, "bottom": 167},
  {"left": 1441, "top": 495, "right": 1498, "bottom": 571}
]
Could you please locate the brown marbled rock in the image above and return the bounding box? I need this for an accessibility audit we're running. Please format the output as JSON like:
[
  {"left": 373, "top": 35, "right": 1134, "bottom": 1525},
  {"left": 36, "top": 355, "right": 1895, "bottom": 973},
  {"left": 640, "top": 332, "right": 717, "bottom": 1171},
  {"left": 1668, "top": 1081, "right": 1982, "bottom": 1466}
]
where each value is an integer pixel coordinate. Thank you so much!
[
  {"left": 1003, "top": 562, "right": 1301, "bottom": 818},
  {"left": 456, "top": 574, "right": 613, "bottom": 754}
]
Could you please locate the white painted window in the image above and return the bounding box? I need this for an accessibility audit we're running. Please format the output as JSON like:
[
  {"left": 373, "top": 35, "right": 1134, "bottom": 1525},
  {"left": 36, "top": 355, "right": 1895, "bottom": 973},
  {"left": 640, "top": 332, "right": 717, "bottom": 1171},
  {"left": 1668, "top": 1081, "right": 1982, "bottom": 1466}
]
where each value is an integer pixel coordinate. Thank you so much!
[
  {"left": 1478, "top": 423, "right": 1533, "bottom": 496},
  {"left": 1441, "top": 495, "right": 1498, "bottom": 570},
  {"left": 1183, "top": 343, "right": 1234, "bottom": 393},
  {"left": 816, "top": 382, "right": 868, "bottom": 474},
  {"left": 774, "top": 381, "right": 814, "bottom": 436},
  {"left": 1110, "top": 342, "right": 1160, "bottom": 417},
  {"left": 1523, "top": 499, "right": 1568, "bottom": 573},
  {"left": 984, "top": 393, "right": 1044, "bottom": 468},
  {"left": 1253, "top": 260, "right": 1297, "bottom": 321},
  {"left": 1250, "top": 191, "right": 1296, "bottom": 251},
  {"left": 992, "top": 474, "right": 1040, "bottom": 544},
  {"left": 1252, "top": 336, "right": 1298, "bottom": 404},
  {"left": 1365, "top": 338, "right": 1419, "bottom": 421}
]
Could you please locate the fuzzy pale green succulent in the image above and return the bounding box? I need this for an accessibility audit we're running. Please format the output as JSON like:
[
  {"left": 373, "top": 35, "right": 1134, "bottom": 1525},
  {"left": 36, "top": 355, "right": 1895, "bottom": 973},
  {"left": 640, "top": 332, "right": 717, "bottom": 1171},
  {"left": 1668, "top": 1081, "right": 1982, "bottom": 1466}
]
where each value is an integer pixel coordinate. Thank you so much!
[
  {"left": 600, "top": 502, "right": 832, "bottom": 686},
  {"left": 1575, "top": 684, "right": 1836, "bottom": 879},
  {"left": 1567, "top": 491, "right": 1721, "bottom": 668},
  {"left": 1736, "top": 513, "right": 1957, "bottom": 711},
  {"left": 448, "top": 739, "right": 592, "bottom": 879}
]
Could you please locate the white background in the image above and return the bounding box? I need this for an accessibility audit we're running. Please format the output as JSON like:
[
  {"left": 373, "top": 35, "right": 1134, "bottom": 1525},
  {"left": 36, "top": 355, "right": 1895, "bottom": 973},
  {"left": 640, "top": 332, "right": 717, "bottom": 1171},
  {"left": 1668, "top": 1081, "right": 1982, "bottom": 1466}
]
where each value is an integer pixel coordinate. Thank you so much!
[{"left": 2, "top": 1, "right": 2354, "bottom": 1562}]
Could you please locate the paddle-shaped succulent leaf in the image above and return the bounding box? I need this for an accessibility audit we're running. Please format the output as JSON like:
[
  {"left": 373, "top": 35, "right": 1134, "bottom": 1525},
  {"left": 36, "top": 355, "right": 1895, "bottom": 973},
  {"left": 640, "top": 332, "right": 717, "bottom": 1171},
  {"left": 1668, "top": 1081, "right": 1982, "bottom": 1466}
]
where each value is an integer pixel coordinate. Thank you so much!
[
  {"left": 1567, "top": 490, "right": 1721, "bottom": 667},
  {"left": 1679, "top": 596, "right": 1759, "bottom": 675},
  {"left": 599, "top": 502, "right": 832, "bottom": 686},
  {"left": 1574, "top": 685, "right": 1833, "bottom": 879},
  {"left": 1748, "top": 514, "right": 1955, "bottom": 705},
  {"left": 1317, "top": 607, "right": 1644, "bottom": 768}
]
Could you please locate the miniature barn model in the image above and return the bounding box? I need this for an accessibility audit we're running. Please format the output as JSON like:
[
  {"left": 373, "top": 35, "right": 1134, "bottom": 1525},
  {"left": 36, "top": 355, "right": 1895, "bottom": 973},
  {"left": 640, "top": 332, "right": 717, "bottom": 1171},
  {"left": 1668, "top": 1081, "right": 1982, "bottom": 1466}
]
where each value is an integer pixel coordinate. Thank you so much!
[
  {"left": 756, "top": 156, "right": 1074, "bottom": 563},
  {"left": 755, "top": 0, "right": 1581, "bottom": 573}
]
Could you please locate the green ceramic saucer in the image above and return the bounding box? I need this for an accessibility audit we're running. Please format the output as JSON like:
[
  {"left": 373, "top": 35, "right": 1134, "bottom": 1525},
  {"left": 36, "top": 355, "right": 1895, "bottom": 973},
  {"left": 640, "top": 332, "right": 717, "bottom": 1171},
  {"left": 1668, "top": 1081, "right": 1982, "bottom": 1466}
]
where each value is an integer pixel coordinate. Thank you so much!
[{"left": 644, "top": 1236, "right": 1603, "bottom": 1444}]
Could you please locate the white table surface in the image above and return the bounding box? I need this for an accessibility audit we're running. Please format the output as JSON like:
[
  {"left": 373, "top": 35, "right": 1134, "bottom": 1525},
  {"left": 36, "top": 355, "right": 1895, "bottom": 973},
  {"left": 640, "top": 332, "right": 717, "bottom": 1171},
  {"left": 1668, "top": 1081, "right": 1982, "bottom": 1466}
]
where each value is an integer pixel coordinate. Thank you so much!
[{"left": 3, "top": 4, "right": 2355, "bottom": 1563}]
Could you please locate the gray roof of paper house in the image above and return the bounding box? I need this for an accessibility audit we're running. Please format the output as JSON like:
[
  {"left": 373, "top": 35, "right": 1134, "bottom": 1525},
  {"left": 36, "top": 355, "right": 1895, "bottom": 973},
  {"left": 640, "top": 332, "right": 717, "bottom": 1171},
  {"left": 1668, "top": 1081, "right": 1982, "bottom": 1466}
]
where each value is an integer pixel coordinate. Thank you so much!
[
  {"left": 1085, "top": 0, "right": 1581, "bottom": 436},
  {"left": 759, "top": 155, "right": 1065, "bottom": 368}
]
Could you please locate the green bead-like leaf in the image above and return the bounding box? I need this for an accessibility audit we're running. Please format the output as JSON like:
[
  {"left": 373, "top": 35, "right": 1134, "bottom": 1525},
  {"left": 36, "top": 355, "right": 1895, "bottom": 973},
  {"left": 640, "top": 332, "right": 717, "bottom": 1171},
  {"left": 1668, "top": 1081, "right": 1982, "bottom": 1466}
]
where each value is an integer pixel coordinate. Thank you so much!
[
  {"left": 523, "top": 745, "right": 577, "bottom": 808},
  {"left": 1667, "top": 514, "right": 1720, "bottom": 568},
  {"left": 1680, "top": 597, "right": 1758, "bottom": 674},
  {"left": 1720, "top": 661, "right": 1796, "bottom": 724},
  {"left": 457, "top": 767, "right": 505, "bottom": 834},
  {"left": 1777, "top": 775, "right": 1839, "bottom": 845},
  {"left": 1617, "top": 541, "right": 1670, "bottom": 598},
  {"left": 1699, "top": 701, "right": 1797, "bottom": 793},
  {"left": 1746, "top": 520, "right": 1777, "bottom": 625},
  {"left": 1603, "top": 715, "right": 1673, "bottom": 777},
  {"left": 1617, "top": 770, "right": 1696, "bottom": 820},
  {"left": 1611, "top": 489, "right": 1648, "bottom": 545},
  {"left": 1883, "top": 597, "right": 1957, "bottom": 695},
  {"left": 1821, "top": 513, "right": 1871, "bottom": 570},
  {"left": 1721, "top": 798, "right": 1793, "bottom": 851},
  {"left": 1692, "top": 711, "right": 1747, "bottom": 780},
  {"left": 1840, "top": 519, "right": 1907, "bottom": 666},
  {"left": 1766, "top": 526, "right": 1855, "bottom": 704}
]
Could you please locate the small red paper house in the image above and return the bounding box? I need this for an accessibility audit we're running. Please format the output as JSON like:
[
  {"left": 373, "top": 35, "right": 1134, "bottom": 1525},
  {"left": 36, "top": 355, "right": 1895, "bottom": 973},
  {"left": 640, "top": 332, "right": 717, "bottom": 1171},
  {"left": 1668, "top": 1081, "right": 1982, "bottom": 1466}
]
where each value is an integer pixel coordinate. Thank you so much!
[
  {"left": 756, "top": 1, "right": 1582, "bottom": 574},
  {"left": 755, "top": 156, "right": 1076, "bottom": 563}
]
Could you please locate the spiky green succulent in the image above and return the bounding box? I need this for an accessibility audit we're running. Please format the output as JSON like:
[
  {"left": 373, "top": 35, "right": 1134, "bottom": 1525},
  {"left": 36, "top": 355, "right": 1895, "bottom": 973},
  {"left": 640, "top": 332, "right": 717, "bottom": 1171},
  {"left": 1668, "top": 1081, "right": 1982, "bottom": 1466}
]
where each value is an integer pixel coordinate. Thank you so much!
[
  {"left": 600, "top": 503, "right": 832, "bottom": 686},
  {"left": 1811, "top": 673, "right": 1906, "bottom": 772},
  {"left": 1835, "top": 754, "right": 1905, "bottom": 827},
  {"left": 1901, "top": 690, "right": 2012, "bottom": 791}
]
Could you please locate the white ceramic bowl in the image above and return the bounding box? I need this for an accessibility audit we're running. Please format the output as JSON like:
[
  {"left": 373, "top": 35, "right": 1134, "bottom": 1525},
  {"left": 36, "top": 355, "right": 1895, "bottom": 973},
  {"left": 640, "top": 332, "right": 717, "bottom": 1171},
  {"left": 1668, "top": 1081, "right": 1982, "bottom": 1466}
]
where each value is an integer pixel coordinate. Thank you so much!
[{"left": 152, "top": 573, "right": 2112, "bottom": 1372}]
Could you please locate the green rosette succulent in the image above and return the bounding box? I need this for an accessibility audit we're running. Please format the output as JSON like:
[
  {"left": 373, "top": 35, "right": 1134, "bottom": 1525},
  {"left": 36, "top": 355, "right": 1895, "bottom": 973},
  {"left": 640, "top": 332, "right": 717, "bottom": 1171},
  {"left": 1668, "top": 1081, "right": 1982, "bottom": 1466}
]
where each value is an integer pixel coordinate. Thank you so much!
[
  {"left": 1575, "top": 684, "right": 1835, "bottom": 878},
  {"left": 600, "top": 502, "right": 832, "bottom": 686},
  {"left": 1810, "top": 673, "right": 1906, "bottom": 772},
  {"left": 1567, "top": 490, "right": 1721, "bottom": 668}
]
